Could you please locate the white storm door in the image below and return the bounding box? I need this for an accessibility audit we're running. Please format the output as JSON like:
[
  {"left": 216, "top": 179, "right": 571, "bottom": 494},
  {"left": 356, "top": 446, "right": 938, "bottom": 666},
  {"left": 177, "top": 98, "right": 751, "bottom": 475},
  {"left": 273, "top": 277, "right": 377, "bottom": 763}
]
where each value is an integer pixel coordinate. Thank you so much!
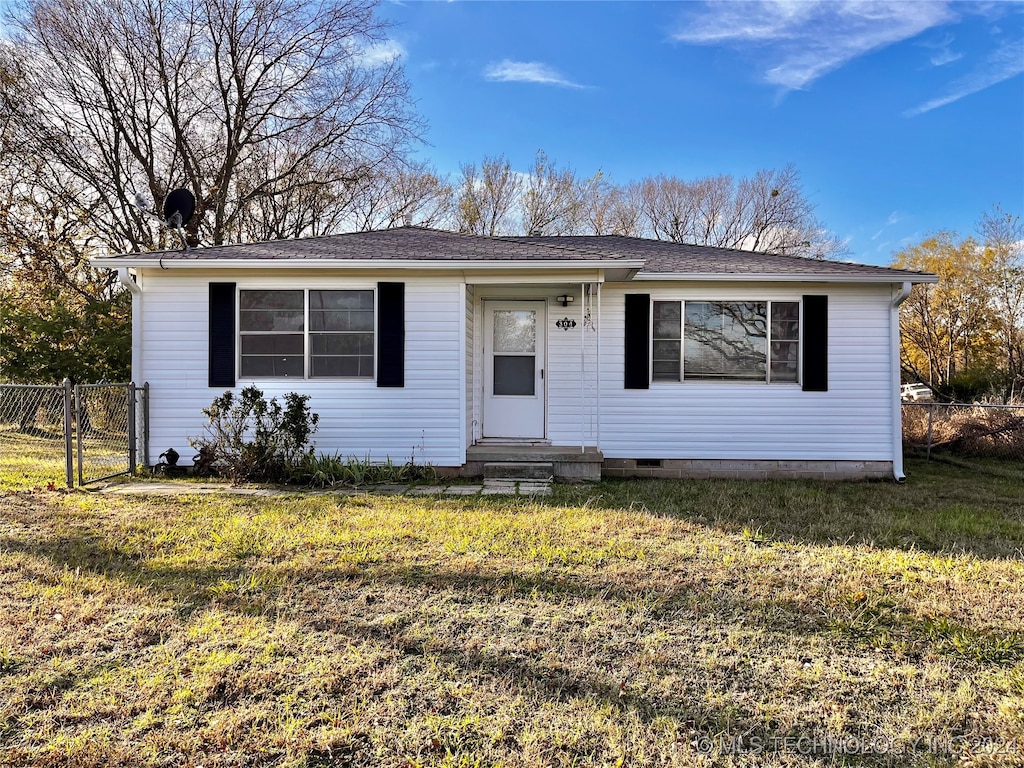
[{"left": 483, "top": 301, "right": 546, "bottom": 439}]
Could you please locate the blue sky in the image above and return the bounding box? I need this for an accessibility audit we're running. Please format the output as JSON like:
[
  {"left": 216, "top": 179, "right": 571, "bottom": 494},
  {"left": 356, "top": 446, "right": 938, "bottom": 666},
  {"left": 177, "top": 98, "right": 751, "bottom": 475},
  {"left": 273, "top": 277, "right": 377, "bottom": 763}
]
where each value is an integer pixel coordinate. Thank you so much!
[{"left": 378, "top": 0, "right": 1024, "bottom": 265}]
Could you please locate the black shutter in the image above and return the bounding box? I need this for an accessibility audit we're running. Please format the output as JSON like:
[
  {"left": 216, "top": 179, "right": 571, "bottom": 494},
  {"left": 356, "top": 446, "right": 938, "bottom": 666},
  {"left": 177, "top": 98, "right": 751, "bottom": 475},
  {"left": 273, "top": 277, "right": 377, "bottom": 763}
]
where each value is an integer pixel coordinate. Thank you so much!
[
  {"left": 802, "top": 294, "right": 828, "bottom": 392},
  {"left": 624, "top": 294, "right": 650, "bottom": 389},
  {"left": 377, "top": 282, "right": 405, "bottom": 387},
  {"left": 209, "top": 282, "right": 236, "bottom": 388}
]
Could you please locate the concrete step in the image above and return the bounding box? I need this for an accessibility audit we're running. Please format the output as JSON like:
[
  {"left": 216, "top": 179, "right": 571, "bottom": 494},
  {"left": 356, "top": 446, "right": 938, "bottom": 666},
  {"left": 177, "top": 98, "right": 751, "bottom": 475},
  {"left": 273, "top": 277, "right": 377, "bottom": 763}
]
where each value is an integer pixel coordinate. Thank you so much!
[{"left": 483, "top": 462, "right": 554, "bottom": 480}]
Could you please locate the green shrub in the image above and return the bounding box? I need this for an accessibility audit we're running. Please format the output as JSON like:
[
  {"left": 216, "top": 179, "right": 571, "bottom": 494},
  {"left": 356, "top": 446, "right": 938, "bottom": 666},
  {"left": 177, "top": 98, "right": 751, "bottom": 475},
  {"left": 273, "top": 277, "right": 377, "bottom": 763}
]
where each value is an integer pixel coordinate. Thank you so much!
[
  {"left": 189, "top": 386, "right": 319, "bottom": 482},
  {"left": 946, "top": 366, "right": 1013, "bottom": 403},
  {"left": 290, "top": 451, "right": 436, "bottom": 487}
]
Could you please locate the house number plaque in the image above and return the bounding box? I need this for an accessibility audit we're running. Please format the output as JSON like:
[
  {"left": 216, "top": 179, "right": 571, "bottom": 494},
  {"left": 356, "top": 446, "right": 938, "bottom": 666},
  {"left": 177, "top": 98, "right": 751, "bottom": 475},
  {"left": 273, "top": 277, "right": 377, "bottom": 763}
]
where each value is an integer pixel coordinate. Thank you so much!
[{"left": 556, "top": 317, "right": 577, "bottom": 330}]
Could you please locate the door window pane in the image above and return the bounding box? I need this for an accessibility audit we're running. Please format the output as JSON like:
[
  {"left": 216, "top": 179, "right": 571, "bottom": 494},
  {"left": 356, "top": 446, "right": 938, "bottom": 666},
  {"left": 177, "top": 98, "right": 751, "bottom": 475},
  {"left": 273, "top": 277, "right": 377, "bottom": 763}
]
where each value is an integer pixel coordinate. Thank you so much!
[
  {"left": 493, "top": 310, "right": 536, "bottom": 353},
  {"left": 493, "top": 355, "right": 535, "bottom": 395}
]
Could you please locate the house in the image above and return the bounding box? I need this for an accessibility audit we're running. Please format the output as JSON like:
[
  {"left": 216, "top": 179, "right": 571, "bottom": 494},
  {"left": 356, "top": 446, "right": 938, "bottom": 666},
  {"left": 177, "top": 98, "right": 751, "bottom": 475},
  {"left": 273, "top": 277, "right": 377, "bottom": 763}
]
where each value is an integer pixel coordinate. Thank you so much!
[{"left": 93, "top": 227, "right": 938, "bottom": 481}]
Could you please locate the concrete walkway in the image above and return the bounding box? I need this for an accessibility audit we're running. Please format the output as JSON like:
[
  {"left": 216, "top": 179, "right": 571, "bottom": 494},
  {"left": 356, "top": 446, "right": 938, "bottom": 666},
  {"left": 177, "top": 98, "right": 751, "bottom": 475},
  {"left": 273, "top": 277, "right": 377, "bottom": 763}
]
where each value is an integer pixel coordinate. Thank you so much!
[{"left": 97, "top": 478, "right": 552, "bottom": 497}]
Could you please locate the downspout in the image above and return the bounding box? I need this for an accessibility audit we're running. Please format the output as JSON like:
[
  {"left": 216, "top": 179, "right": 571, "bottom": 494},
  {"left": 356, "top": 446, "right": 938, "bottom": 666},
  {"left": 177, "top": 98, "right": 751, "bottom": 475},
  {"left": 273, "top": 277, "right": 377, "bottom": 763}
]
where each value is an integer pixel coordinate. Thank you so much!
[
  {"left": 891, "top": 282, "right": 912, "bottom": 482},
  {"left": 595, "top": 282, "right": 601, "bottom": 453},
  {"left": 580, "top": 282, "right": 585, "bottom": 454},
  {"left": 118, "top": 268, "right": 145, "bottom": 464}
]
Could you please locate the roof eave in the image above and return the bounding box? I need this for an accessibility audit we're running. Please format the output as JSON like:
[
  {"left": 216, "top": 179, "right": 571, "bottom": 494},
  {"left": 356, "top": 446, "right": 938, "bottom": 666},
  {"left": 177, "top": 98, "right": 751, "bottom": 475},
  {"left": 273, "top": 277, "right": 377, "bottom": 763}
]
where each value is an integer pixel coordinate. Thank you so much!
[
  {"left": 633, "top": 272, "right": 939, "bottom": 284},
  {"left": 91, "top": 257, "right": 646, "bottom": 271}
]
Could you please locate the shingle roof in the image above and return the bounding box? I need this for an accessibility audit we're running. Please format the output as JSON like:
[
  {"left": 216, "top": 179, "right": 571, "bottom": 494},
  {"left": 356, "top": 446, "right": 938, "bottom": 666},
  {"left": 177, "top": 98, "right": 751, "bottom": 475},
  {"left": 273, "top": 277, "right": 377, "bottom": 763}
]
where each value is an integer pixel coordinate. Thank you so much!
[
  {"left": 94, "top": 226, "right": 936, "bottom": 282},
  {"left": 98, "top": 227, "right": 625, "bottom": 263},
  {"left": 507, "top": 235, "right": 931, "bottom": 279}
]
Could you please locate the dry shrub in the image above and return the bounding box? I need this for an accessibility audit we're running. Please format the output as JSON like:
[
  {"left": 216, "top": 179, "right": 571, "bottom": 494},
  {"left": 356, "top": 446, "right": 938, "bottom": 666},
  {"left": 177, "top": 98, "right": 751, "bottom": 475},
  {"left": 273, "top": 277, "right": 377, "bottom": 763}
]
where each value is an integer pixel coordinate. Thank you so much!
[{"left": 904, "top": 405, "right": 1024, "bottom": 457}]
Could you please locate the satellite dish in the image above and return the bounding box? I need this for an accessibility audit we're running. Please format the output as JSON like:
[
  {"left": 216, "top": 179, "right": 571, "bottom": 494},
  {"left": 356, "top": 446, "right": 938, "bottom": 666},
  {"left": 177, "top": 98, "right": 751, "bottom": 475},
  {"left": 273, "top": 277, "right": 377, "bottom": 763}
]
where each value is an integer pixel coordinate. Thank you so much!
[
  {"left": 162, "top": 188, "right": 195, "bottom": 252},
  {"left": 163, "top": 188, "right": 195, "bottom": 228}
]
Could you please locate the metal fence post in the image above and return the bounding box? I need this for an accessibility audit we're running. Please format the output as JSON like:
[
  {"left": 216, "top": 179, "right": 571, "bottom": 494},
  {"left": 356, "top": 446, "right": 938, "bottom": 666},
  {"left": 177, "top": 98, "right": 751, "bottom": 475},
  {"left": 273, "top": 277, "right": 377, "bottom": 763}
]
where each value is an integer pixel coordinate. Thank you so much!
[
  {"left": 63, "top": 378, "right": 74, "bottom": 488},
  {"left": 143, "top": 382, "right": 150, "bottom": 468},
  {"left": 926, "top": 402, "right": 934, "bottom": 461},
  {"left": 75, "top": 384, "right": 84, "bottom": 487},
  {"left": 127, "top": 383, "right": 137, "bottom": 475}
]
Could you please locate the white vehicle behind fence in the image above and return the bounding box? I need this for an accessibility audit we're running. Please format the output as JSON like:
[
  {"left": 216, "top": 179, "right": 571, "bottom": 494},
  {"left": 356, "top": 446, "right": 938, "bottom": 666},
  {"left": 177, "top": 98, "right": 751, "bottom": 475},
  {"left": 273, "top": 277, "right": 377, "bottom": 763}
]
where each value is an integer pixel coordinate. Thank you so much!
[{"left": 901, "top": 383, "right": 933, "bottom": 402}]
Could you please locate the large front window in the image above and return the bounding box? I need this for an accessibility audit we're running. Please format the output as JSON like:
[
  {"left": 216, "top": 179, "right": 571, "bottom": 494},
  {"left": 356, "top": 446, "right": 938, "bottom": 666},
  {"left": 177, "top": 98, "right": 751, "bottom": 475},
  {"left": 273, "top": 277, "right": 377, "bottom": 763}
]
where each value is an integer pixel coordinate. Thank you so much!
[
  {"left": 239, "top": 289, "right": 375, "bottom": 378},
  {"left": 653, "top": 300, "right": 799, "bottom": 383}
]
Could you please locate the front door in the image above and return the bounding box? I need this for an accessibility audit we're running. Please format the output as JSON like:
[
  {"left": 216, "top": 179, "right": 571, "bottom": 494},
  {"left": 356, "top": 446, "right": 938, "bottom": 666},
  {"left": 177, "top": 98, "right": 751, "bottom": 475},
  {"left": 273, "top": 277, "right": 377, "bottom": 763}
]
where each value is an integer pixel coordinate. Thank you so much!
[{"left": 483, "top": 301, "right": 546, "bottom": 439}]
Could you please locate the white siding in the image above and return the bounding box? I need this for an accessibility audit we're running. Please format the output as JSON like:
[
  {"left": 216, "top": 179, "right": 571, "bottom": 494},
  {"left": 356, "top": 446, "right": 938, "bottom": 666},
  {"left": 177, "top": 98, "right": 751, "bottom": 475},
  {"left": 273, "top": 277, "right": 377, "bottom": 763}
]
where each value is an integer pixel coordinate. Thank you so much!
[
  {"left": 470, "top": 285, "right": 594, "bottom": 447},
  {"left": 137, "top": 270, "right": 898, "bottom": 467},
  {"left": 138, "top": 271, "right": 464, "bottom": 467},
  {"left": 546, "top": 287, "right": 598, "bottom": 446},
  {"left": 598, "top": 282, "right": 896, "bottom": 461}
]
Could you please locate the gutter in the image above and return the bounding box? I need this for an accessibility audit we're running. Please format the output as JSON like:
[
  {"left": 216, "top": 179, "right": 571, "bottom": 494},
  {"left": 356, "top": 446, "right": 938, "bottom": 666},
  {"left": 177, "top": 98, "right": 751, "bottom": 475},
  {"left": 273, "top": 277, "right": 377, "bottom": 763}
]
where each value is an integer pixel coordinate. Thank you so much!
[
  {"left": 890, "top": 281, "right": 912, "bottom": 482},
  {"left": 92, "top": 257, "right": 647, "bottom": 272},
  {"left": 118, "top": 268, "right": 146, "bottom": 465},
  {"left": 634, "top": 272, "right": 939, "bottom": 284}
]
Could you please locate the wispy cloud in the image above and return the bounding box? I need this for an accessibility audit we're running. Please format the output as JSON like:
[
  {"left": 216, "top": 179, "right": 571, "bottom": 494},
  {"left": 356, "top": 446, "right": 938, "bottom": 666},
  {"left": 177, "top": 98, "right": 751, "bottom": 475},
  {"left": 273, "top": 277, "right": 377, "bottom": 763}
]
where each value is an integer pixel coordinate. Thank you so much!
[
  {"left": 906, "top": 38, "right": 1024, "bottom": 116},
  {"left": 872, "top": 210, "right": 903, "bottom": 241},
  {"left": 483, "top": 60, "right": 586, "bottom": 88},
  {"left": 673, "top": 1, "right": 955, "bottom": 89},
  {"left": 358, "top": 40, "right": 406, "bottom": 67},
  {"left": 920, "top": 32, "right": 964, "bottom": 66},
  {"left": 931, "top": 48, "right": 964, "bottom": 66}
]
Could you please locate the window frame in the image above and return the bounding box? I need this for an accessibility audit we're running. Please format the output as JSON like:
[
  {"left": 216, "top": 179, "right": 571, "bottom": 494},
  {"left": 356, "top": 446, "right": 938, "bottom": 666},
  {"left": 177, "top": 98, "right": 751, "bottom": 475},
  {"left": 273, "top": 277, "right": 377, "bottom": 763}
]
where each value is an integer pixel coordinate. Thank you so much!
[
  {"left": 650, "top": 298, "right": 802, "bottom": 385},
  {"left": 236, "top": 286, "right": 378, "bottom": 381}
]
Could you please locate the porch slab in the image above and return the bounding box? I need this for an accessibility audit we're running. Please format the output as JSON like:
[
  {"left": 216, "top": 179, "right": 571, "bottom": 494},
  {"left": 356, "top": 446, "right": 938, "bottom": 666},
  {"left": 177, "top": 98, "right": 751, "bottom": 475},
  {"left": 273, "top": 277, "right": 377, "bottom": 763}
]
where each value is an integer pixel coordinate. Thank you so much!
[
  {"left": 466, "top": 445, "right": 602, "bottom": 482},
  {"left": 483, "top": 462, "right": 554, "bottom": 481}
]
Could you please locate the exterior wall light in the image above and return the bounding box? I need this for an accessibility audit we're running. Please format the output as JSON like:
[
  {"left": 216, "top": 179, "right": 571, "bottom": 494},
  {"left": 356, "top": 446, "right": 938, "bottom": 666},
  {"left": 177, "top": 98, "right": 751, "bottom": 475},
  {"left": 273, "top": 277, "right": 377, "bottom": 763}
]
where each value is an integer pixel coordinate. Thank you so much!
[{"left": 556, "top": 294, "right": 574, "bottom": 307}]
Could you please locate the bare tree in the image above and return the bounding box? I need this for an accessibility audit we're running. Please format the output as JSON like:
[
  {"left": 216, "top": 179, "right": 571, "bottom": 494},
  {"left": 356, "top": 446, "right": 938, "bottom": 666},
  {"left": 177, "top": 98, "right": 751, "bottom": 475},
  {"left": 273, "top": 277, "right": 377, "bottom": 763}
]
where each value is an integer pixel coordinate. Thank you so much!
[
  {"left": 521, "top": 150, "right": 587, "bottom": 235},
  {"left": 978, "top": 205, "right": 1024, "bottom": 398},
  {"left": 2, "top": 0, "right": 420, "bottom": 251},
  {"left": 347, "top": 160, "right": 454, "bottom": 231},
  {"left": 636, "top": 175, "right": 702, "bottom": 243},
  {"left": 625, "top": 164, "right": 845, "bottom": 258},
  {"left": 455, "top": 155, "right": 520, "bottom": 236}
]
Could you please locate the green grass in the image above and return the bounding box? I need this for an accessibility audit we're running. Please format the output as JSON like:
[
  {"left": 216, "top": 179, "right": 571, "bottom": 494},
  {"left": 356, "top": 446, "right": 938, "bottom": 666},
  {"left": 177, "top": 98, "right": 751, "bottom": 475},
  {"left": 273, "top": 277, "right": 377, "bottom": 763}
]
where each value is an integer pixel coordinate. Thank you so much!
[
  {"left": 0, "top": 459, "right": 1022, "bottom": 767},
  {"left": 0, "top": 430, "right": 129, "bottom": 490}
]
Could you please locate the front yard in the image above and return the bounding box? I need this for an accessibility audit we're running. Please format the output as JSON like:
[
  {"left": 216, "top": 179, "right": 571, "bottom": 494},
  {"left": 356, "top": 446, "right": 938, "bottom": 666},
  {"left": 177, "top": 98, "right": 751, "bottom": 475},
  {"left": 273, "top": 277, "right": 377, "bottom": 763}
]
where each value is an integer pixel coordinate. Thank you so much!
[{"left": 0, "top": 460, "right": 1022, "bottom": 767}]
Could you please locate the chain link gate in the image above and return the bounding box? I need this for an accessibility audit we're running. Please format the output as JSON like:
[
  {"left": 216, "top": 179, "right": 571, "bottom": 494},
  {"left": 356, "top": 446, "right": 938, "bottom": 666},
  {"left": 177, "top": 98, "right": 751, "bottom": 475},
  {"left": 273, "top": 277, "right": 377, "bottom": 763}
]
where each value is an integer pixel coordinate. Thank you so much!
[
  {"left": 74, "top": 383, "right": 139, "bottom": 485},
  {"left": 0, "top": 381, "right": 145, "bottom": 487}
]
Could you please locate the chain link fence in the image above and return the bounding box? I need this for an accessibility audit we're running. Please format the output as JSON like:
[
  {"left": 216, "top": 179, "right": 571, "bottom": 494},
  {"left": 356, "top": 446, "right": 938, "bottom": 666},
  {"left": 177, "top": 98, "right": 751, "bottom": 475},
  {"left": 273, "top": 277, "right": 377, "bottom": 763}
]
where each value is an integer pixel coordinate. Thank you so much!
[
  {"left": 0, "top": 383, "right": 72, "bottom": 489},
  {"left": 0, "top": 381, "right": 145, "bottom": 489},
  {"left": 903, "top": 403, "right": 1024, "bottom": 462}
]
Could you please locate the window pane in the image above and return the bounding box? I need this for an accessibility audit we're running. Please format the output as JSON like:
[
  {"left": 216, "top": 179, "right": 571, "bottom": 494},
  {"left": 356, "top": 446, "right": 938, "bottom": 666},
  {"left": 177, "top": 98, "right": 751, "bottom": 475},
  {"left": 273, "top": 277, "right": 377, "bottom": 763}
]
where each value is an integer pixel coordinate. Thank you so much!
[
  {"left": 311, "top": 355, "right": 373, "bottom": 378},
  {"left": 652, "top": 340, "right": 681, "bottom": 381},
  {"left": 653, "top": 360, "right": 680, "bottom": 381},
  {"left": 240, "top": 334, "right": 303, "bottom": 355},
  {"left": 240, "top": 290, "right": 303, "bottom": 310},
  {"left": 771, "top": 341, "right": 799, "bottom": 382},
  {"left": 310, "top": 332, "right": 373, "bottom": 356},
  {"left": 493, "top": 355, "right": 535, "bottom": 395},
  {"left": 240, "top": 355, "right": 304, "bottom": 378},
  {"left": 653, "top": 301, "right": 681, "bottom": 339},
  {"left": 310, "top": 290, "right": 373, "bottom": 311},
  {"left": 684, "top": 301, "right": 766, "bottom": 380},
  {"left": 310, "top": 310, "right": 374, "bottom": 332},
  {"left": 240, "top": 310, "right": 304, "bottom": 332},
  {"left": 771, "top": 302, "right": 800, "bottom": 341},
  {"left": 493, "top": 310, "right": 535, "bottom": 353}
]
